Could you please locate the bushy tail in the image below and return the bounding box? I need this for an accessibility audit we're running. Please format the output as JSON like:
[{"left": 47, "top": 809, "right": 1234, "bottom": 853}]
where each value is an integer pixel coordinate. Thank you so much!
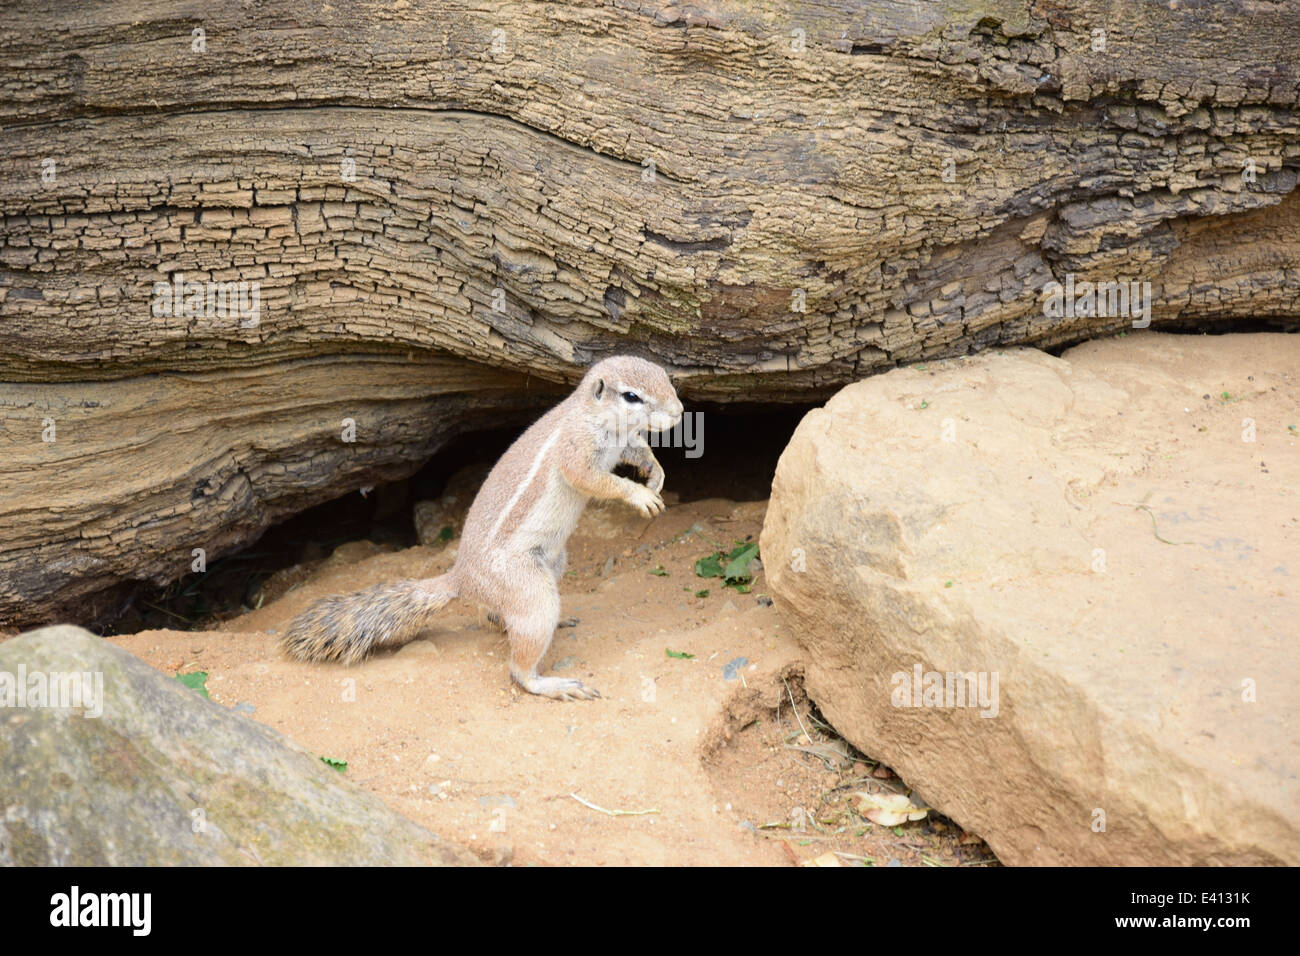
[{"left": 281, "top": 574, "right": 458, "bottom": 665}]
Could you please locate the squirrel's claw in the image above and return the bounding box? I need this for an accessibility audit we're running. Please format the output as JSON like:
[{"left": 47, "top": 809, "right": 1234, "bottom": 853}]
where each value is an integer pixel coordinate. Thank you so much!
[{"left": 517, "top": 674, "right": 602, "bottom": 701}]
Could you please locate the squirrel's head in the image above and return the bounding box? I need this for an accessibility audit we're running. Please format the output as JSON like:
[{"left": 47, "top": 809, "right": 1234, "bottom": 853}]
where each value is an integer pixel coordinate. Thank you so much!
[{"left": 583, "top": 355, "right": 683, "bottom": 435}]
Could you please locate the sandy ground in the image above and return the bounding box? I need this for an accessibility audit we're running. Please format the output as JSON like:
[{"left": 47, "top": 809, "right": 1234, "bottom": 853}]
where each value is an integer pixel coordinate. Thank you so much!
[{"left": 105, "top": 493, "right": 997, "bottom": 867}]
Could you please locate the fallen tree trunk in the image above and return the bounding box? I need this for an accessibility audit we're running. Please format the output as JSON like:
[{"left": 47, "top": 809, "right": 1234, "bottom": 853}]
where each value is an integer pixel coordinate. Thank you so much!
[{"left": 1, "top": 0, "right": 1297, "bottom": 625}]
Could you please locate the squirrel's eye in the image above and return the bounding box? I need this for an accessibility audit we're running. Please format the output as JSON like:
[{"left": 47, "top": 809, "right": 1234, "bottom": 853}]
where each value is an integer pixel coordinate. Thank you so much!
[{"left": 621, "top": 392, "right": 643, "bottom": 404}]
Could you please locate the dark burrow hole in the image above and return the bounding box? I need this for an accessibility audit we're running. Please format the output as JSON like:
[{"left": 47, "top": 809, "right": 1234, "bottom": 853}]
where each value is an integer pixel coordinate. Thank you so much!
[{"left": 100, "top": 403, "right": 815, "bottom": 635}]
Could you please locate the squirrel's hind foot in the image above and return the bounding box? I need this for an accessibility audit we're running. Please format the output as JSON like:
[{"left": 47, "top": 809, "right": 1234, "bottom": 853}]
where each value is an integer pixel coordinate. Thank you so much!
[{"left": 514, "top": 671, "right": 601, "bottom": 701}]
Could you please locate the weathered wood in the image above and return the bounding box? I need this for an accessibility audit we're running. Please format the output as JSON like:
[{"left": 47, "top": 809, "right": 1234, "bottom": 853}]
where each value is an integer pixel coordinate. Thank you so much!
[
  {"left": 0, "top": 355, "right": 550, "bottom": 626},
  {"left": 1, "top": 0, "right": 1297, "bottom": 624}
]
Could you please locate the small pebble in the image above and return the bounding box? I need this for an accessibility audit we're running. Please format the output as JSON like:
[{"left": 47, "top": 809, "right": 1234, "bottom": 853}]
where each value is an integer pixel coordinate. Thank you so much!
[{"left": 721, "top": 657, "right": 748, "bottom": 680}]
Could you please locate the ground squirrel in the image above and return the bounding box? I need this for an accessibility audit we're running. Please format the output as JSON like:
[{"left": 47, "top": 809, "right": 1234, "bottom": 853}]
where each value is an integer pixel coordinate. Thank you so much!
[{"left": 282, "top": 355, "right": 684, "bottom": 700}]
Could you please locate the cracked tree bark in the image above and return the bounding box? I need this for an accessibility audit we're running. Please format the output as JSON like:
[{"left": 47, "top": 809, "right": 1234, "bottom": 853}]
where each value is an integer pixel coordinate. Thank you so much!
[{"left": 1, "top": 0, "right": 1297, "bottom": 626}]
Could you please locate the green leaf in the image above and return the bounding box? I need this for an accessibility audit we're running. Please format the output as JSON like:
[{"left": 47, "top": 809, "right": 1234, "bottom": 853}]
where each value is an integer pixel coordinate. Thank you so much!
[
  {"left": 694, "top": 554, "right": 723, "bottom": 578},
  {"left": 649, "top": 566, "right": 669, "bottom": 576},
  {"left": 722, "top": 542, "right": 759, "bottom": 583},
  {"left": 175, "top": 671, "right": 209, "bottom": 699},
  {"left": 694, "top": 588, "right": 710, "bottom": 598},
  {"left": 666, "top": 648, "right": 695, "bottom": 660},
  {"left": 697, "top": 543, "right": 760, "bottom": 590},
  {"left": 321, "top": 757, "right": 348, "bottom": 773}
]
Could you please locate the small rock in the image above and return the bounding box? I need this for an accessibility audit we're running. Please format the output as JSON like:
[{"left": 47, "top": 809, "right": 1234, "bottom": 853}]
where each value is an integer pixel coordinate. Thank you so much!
[{"left": 721, "top": 657, "right": 748, "bottom": 680}]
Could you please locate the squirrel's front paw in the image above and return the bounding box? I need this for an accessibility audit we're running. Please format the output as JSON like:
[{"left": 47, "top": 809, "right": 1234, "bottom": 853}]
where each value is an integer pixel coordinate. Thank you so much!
[{"left": 627, "top": 483, "right": 665, "bottom": 518}]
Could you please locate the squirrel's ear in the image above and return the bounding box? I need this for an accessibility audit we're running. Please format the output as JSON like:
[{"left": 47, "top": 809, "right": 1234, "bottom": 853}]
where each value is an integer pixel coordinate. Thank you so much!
[{"left": 592, "top": 377, "right": 605, "bottom": 401}]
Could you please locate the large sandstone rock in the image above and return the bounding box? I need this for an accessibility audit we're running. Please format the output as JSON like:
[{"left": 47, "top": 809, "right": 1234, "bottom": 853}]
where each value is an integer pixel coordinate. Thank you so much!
[
  {"left": 762, "top": 332, "right": 1299, "bottom": 865},
  {"left": 2, "top": 0, "right": 1299, "bottom": 626},
  {"left": 0, "top": 626, "right": 479, "bottom": 865}
]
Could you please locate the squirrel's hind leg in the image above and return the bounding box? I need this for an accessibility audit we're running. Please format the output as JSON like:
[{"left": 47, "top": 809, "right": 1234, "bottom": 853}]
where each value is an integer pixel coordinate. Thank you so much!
[
  {"left": 546, "top": 550, "right": 581, "bottom": 628},
  {"left": 500, "top": 567, "right": 599, "bottom": 701}
]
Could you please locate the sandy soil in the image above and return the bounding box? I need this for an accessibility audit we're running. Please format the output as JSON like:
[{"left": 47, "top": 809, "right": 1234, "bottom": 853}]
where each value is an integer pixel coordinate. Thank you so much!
[{"left": 105, "top": 493, "right": 997, "bottom": 867}]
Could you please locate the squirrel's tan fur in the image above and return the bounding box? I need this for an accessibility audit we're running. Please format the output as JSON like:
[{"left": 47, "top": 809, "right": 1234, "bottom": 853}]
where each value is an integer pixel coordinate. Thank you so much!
[{"left": 282, "top": 355, "right": 683, "bottom": 700}]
